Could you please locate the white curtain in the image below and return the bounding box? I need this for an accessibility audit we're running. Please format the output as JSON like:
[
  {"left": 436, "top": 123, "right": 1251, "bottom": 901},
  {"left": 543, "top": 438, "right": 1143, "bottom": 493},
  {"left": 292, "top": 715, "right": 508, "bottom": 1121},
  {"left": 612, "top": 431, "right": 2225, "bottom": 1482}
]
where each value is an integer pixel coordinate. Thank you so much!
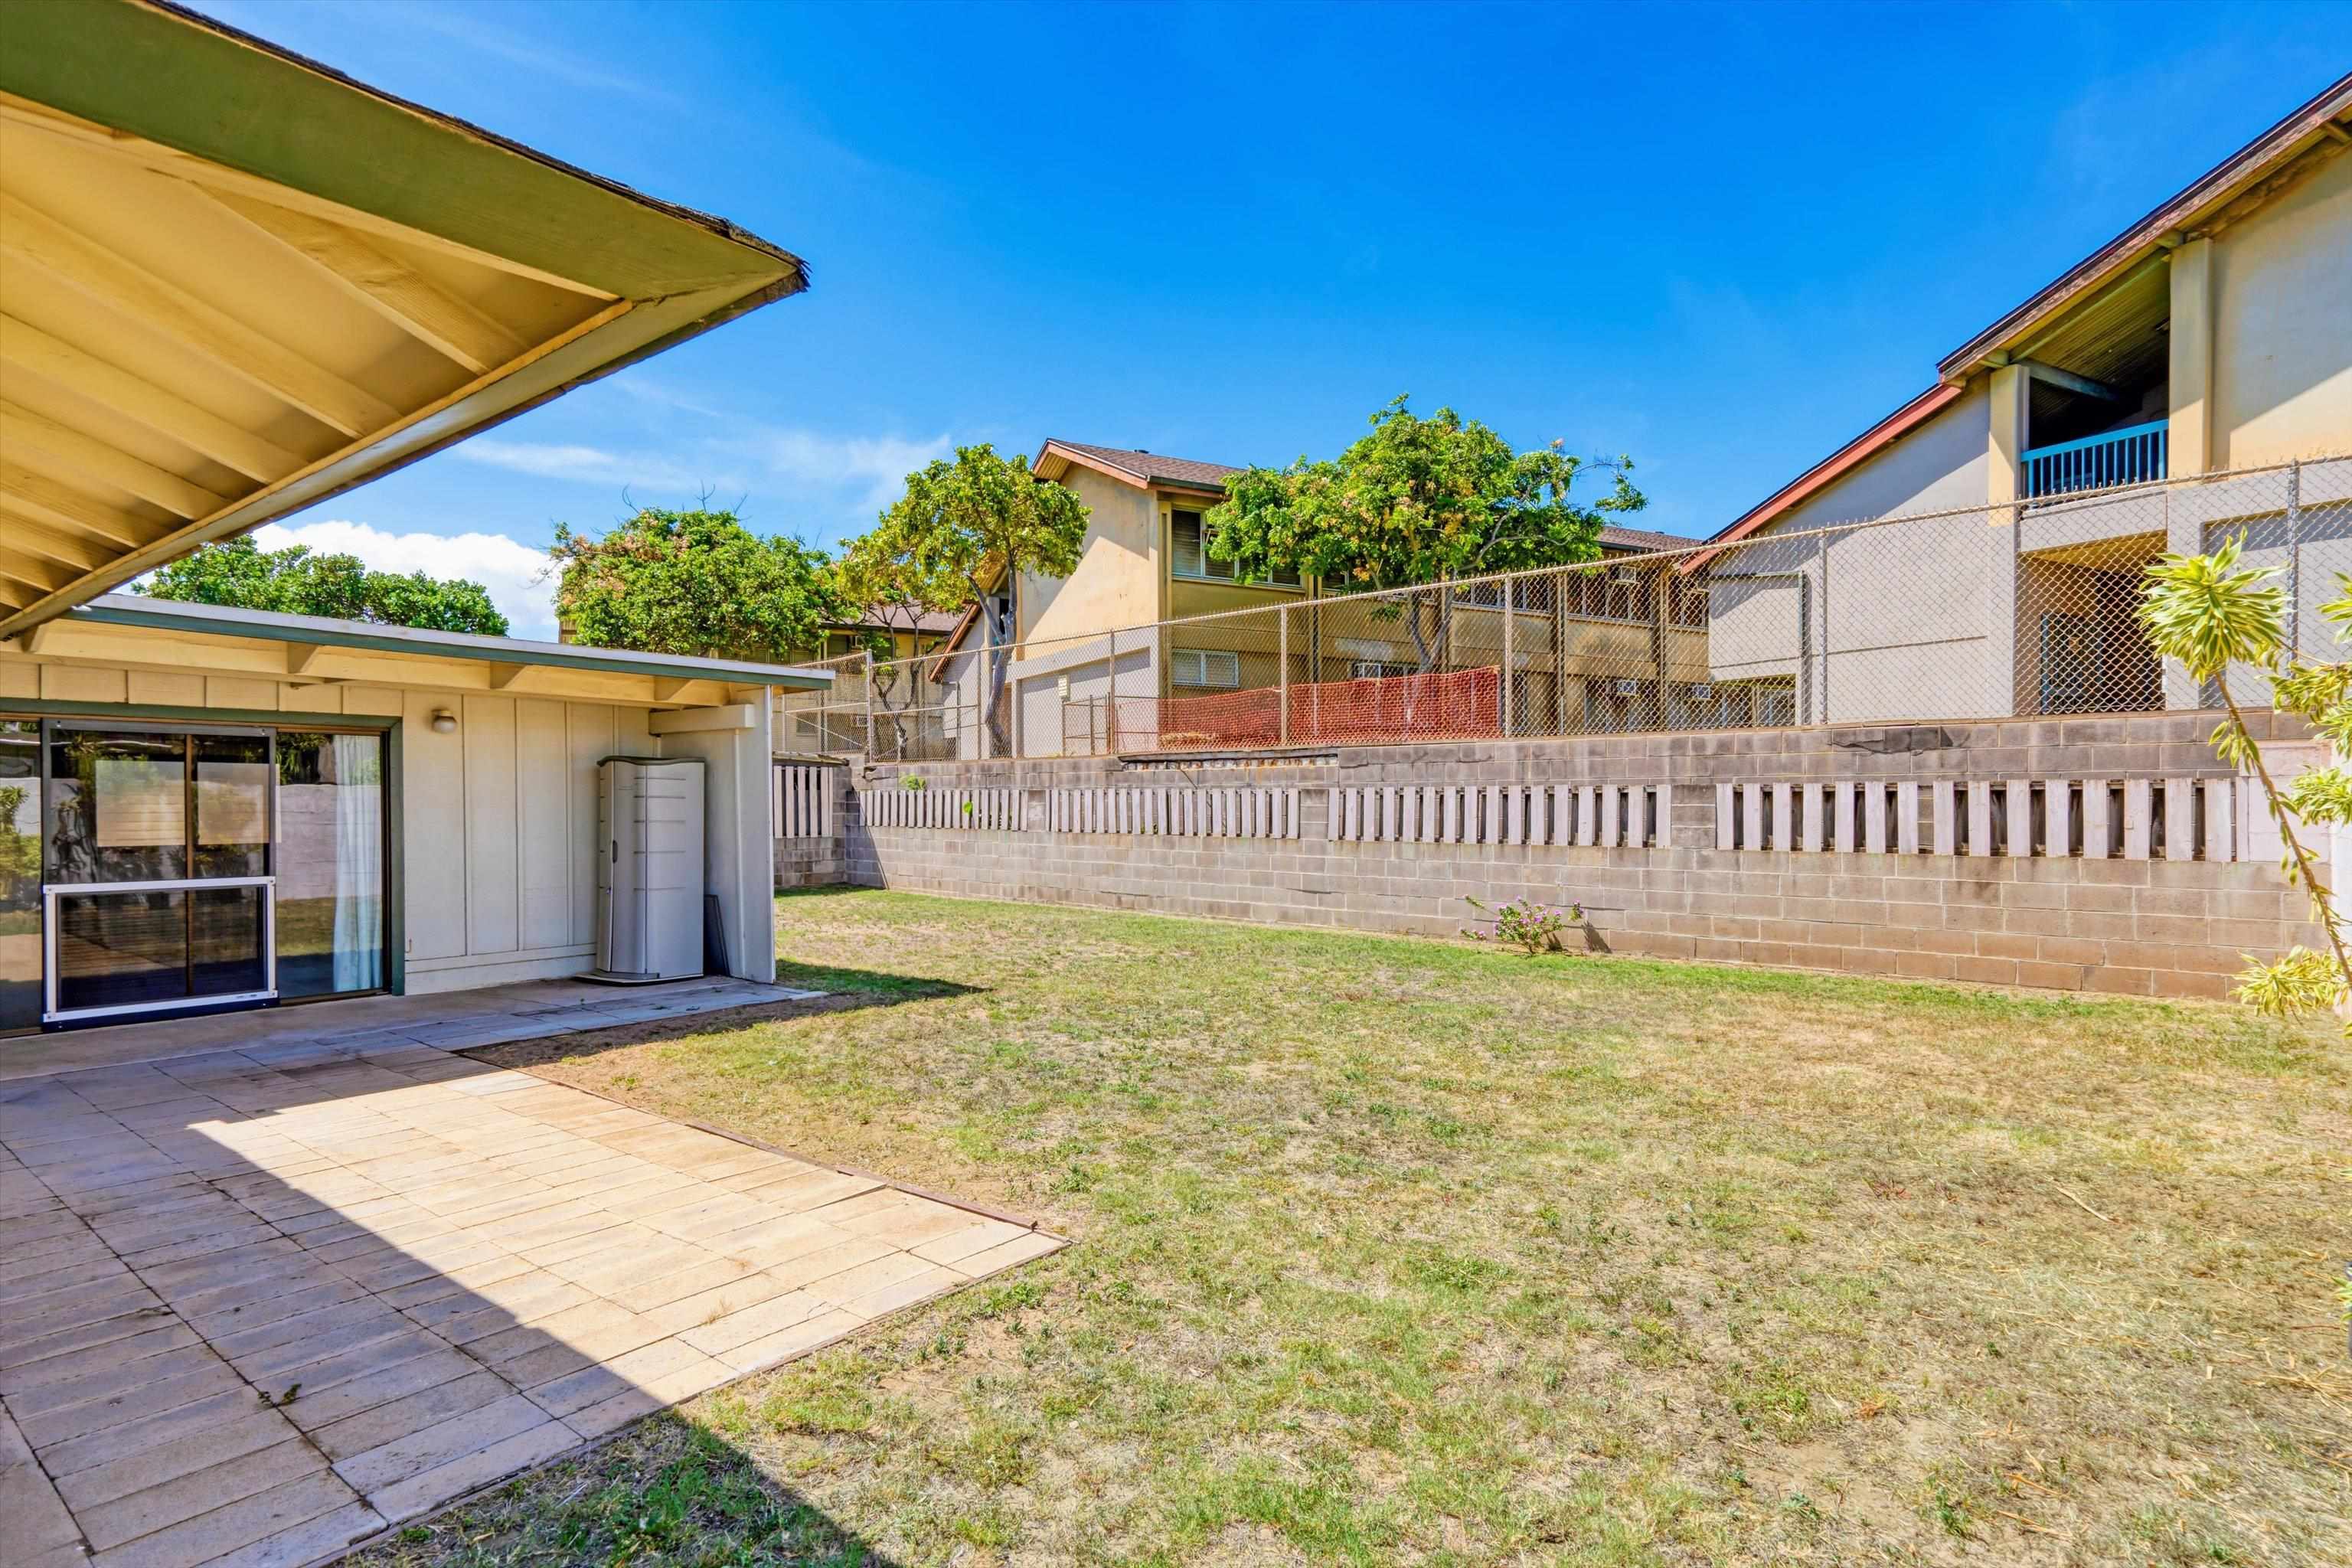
[{"left": 330, "top": 734, "right": 384, "bottom": 991}]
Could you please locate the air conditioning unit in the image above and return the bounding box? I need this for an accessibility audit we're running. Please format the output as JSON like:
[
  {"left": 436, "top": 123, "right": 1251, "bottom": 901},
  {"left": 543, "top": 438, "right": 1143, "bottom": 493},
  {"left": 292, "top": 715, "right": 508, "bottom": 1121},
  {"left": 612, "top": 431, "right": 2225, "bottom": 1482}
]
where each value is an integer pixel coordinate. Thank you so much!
[
  {"left": 1688, "top": 683, "right": 1714, "bottom": 703},
  {"left": 1612, "top": 678, "right": 1642, "bottom": 698},
  {"left": 590, "top": 756, "right": 706, "bottom": 984}
]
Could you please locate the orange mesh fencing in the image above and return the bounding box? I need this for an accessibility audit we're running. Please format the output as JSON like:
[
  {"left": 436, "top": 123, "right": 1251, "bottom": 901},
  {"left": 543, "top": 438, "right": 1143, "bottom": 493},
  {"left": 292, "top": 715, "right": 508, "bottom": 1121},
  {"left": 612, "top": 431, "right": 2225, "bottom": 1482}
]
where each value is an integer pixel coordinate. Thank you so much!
[{"left": 1152, "top": 666, "right": 1501, "bottom": 751}]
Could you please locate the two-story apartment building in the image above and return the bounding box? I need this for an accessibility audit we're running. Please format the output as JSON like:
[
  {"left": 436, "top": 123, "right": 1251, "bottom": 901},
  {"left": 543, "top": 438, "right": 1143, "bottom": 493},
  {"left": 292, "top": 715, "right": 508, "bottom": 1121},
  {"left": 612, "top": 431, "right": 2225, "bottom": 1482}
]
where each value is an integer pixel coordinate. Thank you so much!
[
  {"left": 1701, "top": 74, "right": 2352, "bottom": 727},
  {"left": 918, "top": 439, "right": 1698, "bottom": 756}
]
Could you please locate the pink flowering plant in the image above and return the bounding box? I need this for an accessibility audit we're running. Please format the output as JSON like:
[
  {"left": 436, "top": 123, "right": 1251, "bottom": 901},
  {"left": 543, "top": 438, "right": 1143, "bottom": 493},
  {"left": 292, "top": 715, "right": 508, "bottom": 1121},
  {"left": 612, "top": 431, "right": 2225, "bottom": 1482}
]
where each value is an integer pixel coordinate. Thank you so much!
[{"left": 1462, "top": 895, "right": 1584, "bottom": 955}]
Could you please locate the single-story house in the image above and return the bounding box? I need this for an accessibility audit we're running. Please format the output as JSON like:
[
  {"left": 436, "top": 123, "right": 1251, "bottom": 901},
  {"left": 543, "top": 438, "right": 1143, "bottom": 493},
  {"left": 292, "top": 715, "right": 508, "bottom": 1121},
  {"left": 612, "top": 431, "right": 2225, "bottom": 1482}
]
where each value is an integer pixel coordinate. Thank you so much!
[
  {"left": 0, "top": 0, "right": 822, "bottom": 1038},
  {"left": 1696, "top": 72, "right": 2352, "bottom": 727}
]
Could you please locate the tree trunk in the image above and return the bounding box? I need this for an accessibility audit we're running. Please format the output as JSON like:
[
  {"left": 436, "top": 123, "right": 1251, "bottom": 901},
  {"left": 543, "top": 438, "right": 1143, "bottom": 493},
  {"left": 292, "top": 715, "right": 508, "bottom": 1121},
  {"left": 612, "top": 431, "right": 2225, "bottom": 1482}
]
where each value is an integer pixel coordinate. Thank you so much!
[{"left": 985, "top": 597, "right": 1013, "bottom": 758}]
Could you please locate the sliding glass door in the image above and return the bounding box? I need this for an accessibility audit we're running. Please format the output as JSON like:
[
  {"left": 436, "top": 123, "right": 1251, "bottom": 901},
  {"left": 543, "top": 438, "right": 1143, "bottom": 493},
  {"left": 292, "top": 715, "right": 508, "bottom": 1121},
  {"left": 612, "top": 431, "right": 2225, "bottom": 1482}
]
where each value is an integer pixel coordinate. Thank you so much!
[
  {"left": 43, "top": 724, "right": 276, "bottom": 1022},
  {"left": 275, "top": 732, "right": 386, "bottom": 999},
  {"left": 0, "top": 717, "right": 392, "bottom": 1035},
  {"left": 0, "top": 722, "right": 38, "bottom": 1034}
]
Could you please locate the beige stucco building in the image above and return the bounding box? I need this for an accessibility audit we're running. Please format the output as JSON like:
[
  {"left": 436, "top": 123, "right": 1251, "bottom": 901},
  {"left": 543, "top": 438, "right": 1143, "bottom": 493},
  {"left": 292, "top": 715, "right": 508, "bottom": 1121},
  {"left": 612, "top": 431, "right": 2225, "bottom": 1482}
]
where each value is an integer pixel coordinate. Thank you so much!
[
  {"left": 947, "top": 439, "right": 1696, "bottom": 755},
  {"left": 1702, "top": 73, "right": 2352, "bottom": 727}
]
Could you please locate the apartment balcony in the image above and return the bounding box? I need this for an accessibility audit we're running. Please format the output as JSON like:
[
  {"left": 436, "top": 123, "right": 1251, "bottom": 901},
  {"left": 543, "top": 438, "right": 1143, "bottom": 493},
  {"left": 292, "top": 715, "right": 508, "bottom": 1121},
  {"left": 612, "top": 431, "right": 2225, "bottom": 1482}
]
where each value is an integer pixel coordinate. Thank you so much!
[{"left": 2019, "top": 417, "right": 2168, "bottom": 500}]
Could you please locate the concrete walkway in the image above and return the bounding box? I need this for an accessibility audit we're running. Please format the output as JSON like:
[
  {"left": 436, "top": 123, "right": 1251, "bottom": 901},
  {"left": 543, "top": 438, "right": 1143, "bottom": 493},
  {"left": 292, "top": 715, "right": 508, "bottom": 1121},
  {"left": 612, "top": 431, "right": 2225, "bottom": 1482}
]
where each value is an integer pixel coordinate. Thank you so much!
[
  {"left": 1, "top": 975, "right": 821, "bottom": 1083},
  {"left": 0, "top": 1001, "right": 1066, "bottom": 1568}
]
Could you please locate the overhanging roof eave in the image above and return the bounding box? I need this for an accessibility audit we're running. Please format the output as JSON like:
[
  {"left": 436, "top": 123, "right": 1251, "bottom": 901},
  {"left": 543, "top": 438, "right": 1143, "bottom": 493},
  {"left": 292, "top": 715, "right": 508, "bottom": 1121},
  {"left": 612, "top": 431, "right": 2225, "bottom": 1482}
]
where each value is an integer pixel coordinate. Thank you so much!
[{"left": 55, "top": 596, "right": 835, "bottom": 691}]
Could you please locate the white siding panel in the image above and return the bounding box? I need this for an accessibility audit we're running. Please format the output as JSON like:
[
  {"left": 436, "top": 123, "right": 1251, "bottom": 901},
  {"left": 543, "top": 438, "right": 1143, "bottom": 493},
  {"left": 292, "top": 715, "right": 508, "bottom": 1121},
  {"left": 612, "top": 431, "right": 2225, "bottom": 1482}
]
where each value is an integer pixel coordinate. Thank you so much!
[
  {"left": 403, "top": 689, "right": 467, "bottom": 960},
  {"left": 462, "top": 695, "right": 519, "bottom": 956},
  {"left": 570, "top": 706, "right": 612, "bottom": 946},
  {"left": 517, "top": 701, "right": 571, "bottom": 951}
]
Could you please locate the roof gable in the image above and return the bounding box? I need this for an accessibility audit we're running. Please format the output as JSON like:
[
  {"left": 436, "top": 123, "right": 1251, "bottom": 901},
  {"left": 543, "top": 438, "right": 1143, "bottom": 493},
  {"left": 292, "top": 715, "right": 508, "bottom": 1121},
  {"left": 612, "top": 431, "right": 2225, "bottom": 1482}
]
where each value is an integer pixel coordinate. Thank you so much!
[{"left": 1033, "top": 439, "right": 1240, "bottom": 493}]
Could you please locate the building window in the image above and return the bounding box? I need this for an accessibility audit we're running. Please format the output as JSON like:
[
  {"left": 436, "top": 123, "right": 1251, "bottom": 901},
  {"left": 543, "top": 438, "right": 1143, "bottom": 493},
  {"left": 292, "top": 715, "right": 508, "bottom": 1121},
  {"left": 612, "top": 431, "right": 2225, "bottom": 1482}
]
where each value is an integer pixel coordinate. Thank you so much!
[
  {"left": 1171, "top": 509, "right": 1300, "bottom": 587},
  {"left": 1171, "top": 648, "right": 1243, "bottom": 688}
]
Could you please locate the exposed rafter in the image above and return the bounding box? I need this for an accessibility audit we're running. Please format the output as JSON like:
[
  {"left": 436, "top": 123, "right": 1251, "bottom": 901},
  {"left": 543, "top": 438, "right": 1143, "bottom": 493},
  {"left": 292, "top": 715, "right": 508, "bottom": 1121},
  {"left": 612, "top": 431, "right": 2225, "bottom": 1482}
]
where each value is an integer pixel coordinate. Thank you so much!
[
  {"left": 0, "top": 459, "right": 168, "bottom": 549},
  {"left": 2018, "top": 360, "right": 2122, "bottom": 402},
  {"left": 286, "top": 643, "right": 325, "bottom": 676},
  {"left": 0, "top": 399, "right": 228, "bottom": 517},
  {"left": 0, "top": 314, "right": 305, "bottom": 482},
  {"left": 651, "top": 676, "right": 694, "bottom": 702},
  {"left": 189, "top": 185, "right": 533, "bottom": 375},
  {"left": 0, "top": 511, "right": 116, "bottom": 573},
  {"left": 0, "top": 189, "right": 397, "bottom": 437},
  {"left": 0, "top": 544, "right": 75, "bottom": 596}
]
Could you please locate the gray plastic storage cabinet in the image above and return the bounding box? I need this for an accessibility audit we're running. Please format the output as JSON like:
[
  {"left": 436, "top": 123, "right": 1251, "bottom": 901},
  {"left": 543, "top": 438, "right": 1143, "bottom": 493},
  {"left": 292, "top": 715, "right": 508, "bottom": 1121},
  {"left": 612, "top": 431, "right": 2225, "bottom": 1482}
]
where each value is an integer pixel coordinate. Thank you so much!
[{"left": 590, "top": 756, "right": 706, "bottom": 983}]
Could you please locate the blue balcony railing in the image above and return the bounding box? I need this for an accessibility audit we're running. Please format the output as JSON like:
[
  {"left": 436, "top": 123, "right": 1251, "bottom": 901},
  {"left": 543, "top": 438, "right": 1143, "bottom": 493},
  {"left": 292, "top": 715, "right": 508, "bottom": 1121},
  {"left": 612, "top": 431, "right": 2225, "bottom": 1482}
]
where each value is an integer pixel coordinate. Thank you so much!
[{"left": 2019, "top": 418, "right": 2167, "bottom": 499}]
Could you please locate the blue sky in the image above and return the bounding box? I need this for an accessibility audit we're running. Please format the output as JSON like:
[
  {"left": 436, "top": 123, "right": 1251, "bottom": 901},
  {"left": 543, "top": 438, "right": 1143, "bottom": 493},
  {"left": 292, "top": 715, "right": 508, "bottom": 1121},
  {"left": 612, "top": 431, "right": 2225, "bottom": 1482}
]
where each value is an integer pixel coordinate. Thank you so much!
[{"left": 204, "top": 0, "right": 2348, "bottom": 637}]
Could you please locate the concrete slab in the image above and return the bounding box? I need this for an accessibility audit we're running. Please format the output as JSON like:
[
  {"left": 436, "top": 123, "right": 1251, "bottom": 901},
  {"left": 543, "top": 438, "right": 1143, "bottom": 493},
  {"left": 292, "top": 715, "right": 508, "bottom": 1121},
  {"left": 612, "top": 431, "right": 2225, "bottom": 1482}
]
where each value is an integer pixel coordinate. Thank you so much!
[{"left": 0, "top": 995, "right": 1067, "bottom": 1567}]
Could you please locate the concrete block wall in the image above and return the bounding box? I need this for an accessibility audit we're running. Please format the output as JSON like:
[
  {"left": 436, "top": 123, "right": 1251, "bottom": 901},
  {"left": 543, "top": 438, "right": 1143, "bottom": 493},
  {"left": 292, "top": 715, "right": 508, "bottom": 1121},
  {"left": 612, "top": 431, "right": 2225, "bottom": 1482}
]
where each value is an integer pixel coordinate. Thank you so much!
[
  {"left": 828, "top": 710, "right": 2329, "bottom": 1001},
  {"left": 774, "top": 837, "right": 845, "bottom": 890}
]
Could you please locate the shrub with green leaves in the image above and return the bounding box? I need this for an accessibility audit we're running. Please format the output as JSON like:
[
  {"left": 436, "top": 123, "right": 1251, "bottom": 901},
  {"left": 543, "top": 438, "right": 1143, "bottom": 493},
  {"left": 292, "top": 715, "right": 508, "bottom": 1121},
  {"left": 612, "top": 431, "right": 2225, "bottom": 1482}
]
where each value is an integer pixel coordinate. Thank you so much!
[
  {"left": 1461, "top": 895, "right": 1583, "bottom": 955},
  {"left": 2137, "top": 534, "right": 2352, "bottom": 1032}
]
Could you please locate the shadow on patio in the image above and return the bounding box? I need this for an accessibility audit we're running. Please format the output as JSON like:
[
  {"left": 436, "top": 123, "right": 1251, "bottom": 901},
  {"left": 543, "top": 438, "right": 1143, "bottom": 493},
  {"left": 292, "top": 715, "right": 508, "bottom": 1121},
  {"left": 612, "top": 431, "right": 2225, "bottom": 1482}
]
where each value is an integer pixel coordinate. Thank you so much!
[{"left": 0, "top": 983, "right": 1058, "bottom": 1568}]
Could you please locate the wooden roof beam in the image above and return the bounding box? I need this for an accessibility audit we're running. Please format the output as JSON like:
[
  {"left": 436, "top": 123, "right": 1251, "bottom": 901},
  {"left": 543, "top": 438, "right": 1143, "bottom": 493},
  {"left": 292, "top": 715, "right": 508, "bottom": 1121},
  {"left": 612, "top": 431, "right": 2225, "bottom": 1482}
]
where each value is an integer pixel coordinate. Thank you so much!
[
  {"left": 189, "top": 185, "right": 532, "bottom": 375},
  {"left": 0, "top": 399, "right": 229, "bottom": 517},
  {"left": 0, "top": 544, "right": 77, "bottom": 596},
  {"left": 0, "top": 511, "right": 116, "bottom": 573},
  {"left": 0, "top": 460, "right": 173, "bottom": 550},
  {"left": 2019, "top": 360, "right": 2122, "bottom": 401},
  {"left": 0, "top": 189, "right": 397, "bottom": 436},
  {"left": 0, "top": 314, "right": 304, "bottom": 483}
]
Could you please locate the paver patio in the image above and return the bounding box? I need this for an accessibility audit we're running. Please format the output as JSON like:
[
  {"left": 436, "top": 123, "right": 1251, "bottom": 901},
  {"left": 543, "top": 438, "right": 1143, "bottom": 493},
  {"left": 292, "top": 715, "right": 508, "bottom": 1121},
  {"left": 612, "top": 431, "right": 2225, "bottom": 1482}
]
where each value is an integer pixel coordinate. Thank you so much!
[{"left": 0, "top": 993, "right": 1067, "bottom": 1568}]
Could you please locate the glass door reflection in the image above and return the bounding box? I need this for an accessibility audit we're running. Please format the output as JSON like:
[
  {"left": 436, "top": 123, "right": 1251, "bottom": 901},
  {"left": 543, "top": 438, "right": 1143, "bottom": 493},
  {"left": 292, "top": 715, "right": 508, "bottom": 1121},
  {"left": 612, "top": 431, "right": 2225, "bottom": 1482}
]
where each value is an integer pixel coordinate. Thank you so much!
[{"left": 41, "top": 724, "right": 276, "bottom": 1024}]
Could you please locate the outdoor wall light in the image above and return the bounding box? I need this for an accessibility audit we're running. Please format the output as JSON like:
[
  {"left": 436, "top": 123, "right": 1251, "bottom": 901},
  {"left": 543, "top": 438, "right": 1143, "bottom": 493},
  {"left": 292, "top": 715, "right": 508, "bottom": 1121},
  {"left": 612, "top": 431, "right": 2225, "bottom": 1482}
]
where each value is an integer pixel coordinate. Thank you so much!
[{"left": 431, "top": 708, "right": 457, "bottom": 733}]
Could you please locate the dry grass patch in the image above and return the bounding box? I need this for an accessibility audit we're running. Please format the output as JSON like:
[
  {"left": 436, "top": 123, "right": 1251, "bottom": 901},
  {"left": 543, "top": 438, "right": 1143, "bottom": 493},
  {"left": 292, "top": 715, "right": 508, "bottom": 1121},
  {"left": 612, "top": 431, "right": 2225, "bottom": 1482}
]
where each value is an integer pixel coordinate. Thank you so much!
[{"left": 351, "top": 888, "right": 2350, "bottom": 1567}]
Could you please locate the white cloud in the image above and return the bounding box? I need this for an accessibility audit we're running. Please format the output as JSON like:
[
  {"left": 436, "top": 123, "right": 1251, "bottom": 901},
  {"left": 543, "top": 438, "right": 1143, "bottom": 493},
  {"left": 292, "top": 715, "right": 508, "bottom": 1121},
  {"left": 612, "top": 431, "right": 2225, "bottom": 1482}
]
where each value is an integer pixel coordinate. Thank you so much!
[
  {"left": 449, "top": 439, "right": 732, "bottom": 495},
  {"left": 394, "top": 4, "right": 684, "bottom": 105},
  {"left": 253, "top": 520, "right": 559, "bottom": 641},
  {"left": 449, "top": 426, "right": 956, "bottom": 539},
  {"left": 742, "top": 429, "right": 953, "bottom": 516}
]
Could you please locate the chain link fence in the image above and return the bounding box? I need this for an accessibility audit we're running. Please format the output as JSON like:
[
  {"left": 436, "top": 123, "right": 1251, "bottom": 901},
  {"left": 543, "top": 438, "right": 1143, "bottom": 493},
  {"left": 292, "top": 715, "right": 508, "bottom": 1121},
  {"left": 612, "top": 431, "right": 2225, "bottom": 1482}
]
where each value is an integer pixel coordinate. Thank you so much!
[{"left": 775, "top": 456, "right": 2349, "bottom": 762}]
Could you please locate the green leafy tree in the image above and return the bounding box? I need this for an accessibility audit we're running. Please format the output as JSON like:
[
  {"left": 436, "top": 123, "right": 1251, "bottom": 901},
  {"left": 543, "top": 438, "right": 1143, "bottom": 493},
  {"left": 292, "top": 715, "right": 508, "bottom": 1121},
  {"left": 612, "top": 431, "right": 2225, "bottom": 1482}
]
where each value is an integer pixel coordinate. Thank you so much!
[
  {"left": 862, "top": 445, "right": 1087, "bottom": 752},
  {"left": 1206, "top": 394, "right": 1645, "bottom": 668},
  {"left": 832, "top": 532, "right": 966, "bottom": 756},
  {"left": 549, "top": 508, "right": 846, "bottom": 662},
  {"left": 138, "top": 537, "right": 508, "bottom": 634},
  {"left": 2137, "top": 535, "right": 2352, "bottom": 1030}
]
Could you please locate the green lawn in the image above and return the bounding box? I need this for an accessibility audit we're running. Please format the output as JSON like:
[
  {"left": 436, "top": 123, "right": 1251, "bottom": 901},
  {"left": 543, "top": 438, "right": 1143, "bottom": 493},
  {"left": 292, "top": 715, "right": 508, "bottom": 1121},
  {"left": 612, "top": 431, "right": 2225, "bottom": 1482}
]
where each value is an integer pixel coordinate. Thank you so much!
[{"left": 356, "top": 889, "right": 2350, "bottom": 1567}]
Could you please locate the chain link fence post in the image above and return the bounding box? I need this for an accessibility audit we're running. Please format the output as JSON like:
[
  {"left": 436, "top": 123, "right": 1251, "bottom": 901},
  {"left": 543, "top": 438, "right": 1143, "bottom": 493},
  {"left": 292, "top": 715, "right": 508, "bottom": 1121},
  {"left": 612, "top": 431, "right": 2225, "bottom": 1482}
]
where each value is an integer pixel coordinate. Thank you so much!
[
  {"left": 2288, "top": 457, "right": 2303, "bottom": 663},
  {"left": 1106, "top": 627, "right": 1120, "bottom": 756},
  {"left": 1500, "top": 587, "right": 1514, "bottom": 738},
  {"left": 1278, "top": 600, "right": 1292, "bottom": 747},
  {"left": 861, "top": 648, "right": 875, "bottom": 760}
]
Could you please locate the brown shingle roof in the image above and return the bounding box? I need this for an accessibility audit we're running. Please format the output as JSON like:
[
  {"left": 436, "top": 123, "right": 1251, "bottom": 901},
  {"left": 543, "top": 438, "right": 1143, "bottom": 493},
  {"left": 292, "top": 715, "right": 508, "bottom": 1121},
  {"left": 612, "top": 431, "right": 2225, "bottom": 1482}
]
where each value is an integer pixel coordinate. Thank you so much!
[
  {"left": 836, "top": 603, "right": 965, "bottom": 635},
  {"left": 1596, "top": 525, "right": 1698, "bottom": 555},
  {"left": 1034, "top": 439, "right": 1240, "bottom": 492}
]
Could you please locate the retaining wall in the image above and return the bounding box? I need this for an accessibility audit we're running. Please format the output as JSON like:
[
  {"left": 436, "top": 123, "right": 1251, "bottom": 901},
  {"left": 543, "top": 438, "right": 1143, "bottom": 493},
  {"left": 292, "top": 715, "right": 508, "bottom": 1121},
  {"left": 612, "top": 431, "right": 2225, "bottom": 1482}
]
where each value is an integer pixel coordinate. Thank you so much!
[{"left": 807, "top": 712, "right": 2332, "bottom": 1001}]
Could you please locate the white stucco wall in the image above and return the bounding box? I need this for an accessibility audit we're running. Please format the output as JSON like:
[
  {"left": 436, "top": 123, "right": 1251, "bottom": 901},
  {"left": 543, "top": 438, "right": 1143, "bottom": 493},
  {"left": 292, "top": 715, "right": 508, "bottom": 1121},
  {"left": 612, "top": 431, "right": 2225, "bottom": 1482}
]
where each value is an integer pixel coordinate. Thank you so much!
[
  {"left": 1019, "top": 469, "right": 1160, "bottom": 646},
  {"left": 1709, "top": 384, "right": 2004, "bottom": 721},
  {"left": 2211, "top": 149, "right": 2352, "bottom": 469}
]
